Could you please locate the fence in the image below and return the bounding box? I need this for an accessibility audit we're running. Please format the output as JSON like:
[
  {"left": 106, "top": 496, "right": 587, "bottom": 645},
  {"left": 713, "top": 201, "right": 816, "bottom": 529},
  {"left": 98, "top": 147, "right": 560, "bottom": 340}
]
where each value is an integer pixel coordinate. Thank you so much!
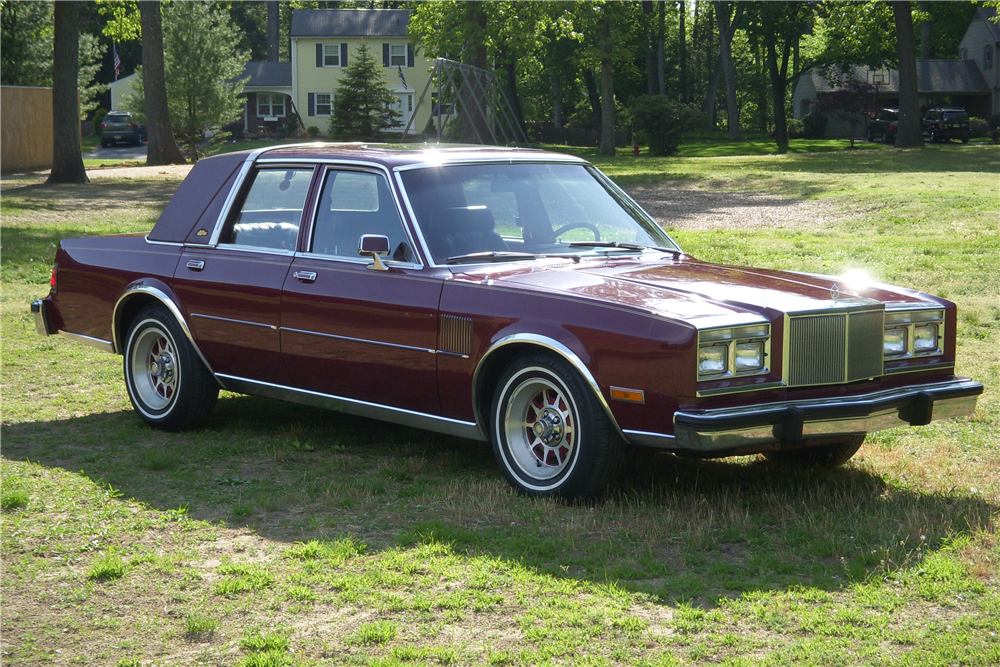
[{"left": 1, "top": 86, "right": 53, "bottom": 172}]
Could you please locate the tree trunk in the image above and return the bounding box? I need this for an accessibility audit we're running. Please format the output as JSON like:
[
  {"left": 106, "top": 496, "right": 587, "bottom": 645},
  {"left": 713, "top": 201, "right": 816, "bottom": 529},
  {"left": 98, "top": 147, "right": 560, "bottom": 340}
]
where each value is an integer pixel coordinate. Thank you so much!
[
  {"left": 678, "top": 1, "right": 687, "bottom": 102},
  {"left": 583, "top": 69, "right": 602, "bottom": 140},
  {"left": 919, "top": 0, "right": 932, "bottom": 59},
  {"left": 267, "top": 0, "right": 279, "bottom": 62},
  {"left": 643, "top": 2, "right": 657, "bottom": 94},
  {"left": 892, "top": 1, "right": 923, "bottom": 147},
  {"left": 139, "top": 1, "right": 186, "bottom": 165},
  {"left": 597, "top": 4, "right": 616, "bottom": 156},
  {"left": 702, "top": 54, "right": 721, "bottom": 128},
  {"left": 496, "top": 40, "right": 525, "bottom": 135},
  {"left": 551, "top": 73, "right": 562, "bottom": 128},
  {"left": 657, "top": 1, "right": 666, "bottom": 94},
  {"left": 765, "top": 30, "right": 791, "bottom": 154},
  {"left": 714, "top": 1, "right": 741, "bottom": 141},
  {"left": 48, "top": 1, "right": 88, "bottom": 184},
  {"left": 460, "top": 1, "right": 491, "bottom": 144}
]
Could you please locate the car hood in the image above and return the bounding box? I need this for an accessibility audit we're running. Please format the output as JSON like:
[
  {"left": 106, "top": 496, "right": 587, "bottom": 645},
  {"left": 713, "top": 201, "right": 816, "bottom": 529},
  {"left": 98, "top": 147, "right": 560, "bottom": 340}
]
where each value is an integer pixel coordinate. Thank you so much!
[{"left": 452, "top": 255, "right": 940, "bottom": 328}]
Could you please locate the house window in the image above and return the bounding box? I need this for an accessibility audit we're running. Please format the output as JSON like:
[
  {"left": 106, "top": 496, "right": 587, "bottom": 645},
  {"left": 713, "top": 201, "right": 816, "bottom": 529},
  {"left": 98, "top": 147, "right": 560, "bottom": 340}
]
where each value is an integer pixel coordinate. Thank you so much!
[
  {"left": 985, "top": 45, "right": 993, "bottom": 69},
  {"left": 960, "top": 48, "right": 968, "bottom": 60},
  {"left": 390, "top": 44, "right": 407, "bottom": 67},
  {"left": 800, "top": 99, "right": 811, "bottom": 117},
  {"left": 256, "top": 94, "right": 285, "bottom": 118},
  {"left": 324, "top": 43, "right": 341, "bottom": 67},
  {"left": 315, "top": 93, "right": 333, "bottom": 116}
]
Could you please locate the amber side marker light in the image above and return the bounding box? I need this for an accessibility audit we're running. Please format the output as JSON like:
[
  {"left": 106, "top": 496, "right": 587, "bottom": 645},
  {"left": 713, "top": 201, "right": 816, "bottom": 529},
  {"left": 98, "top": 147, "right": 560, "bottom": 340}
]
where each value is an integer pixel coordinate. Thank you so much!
[{"left": 610, "top": 387, "right": 645, "bottom": 404}]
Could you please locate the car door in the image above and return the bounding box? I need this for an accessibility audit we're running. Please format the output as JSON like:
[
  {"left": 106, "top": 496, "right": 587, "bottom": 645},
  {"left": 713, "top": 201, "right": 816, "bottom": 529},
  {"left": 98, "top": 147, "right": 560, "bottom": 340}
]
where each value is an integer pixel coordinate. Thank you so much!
[
  {"left": 173, "top": 165, "right": 317, "bottom": 385},
  {"left": 280, "top": 166, "right": 444, "bottom": 414}
]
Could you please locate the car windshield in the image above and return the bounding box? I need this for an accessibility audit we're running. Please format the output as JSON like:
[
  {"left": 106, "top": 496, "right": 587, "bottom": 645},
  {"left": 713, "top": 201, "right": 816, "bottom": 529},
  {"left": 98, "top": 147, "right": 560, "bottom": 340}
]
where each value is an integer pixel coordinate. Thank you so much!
[
  {"left": 399, "top": 162, "right": 678, "bottom": 264},
  {"left": 943, "top": 111, "right": 969, "bottom": 121}
]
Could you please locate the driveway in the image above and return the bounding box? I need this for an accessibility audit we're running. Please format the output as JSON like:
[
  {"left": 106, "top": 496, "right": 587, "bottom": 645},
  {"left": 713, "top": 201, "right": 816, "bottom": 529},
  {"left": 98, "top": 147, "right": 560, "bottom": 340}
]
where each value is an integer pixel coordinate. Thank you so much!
[{"left": 85, "top": 142, "right": 147, "bottom": 161}]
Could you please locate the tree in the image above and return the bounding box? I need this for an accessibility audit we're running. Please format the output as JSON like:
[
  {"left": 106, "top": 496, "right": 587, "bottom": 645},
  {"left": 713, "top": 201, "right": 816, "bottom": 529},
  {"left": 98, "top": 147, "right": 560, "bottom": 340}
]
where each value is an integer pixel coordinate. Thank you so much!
[
  {"left": 596, "top": 2, "right": 615, "bottom": 156},
  {"left": 814, "top": 78, "right": 875, "bottom": 147},
  {"left": 161, "top": 1, "right": 247, "bottom": 158},
  {"left": 329, "top": 43, "right": 400, "bottom": 140},
  {"left": 138, "top": 1, "right": 186, "bottom": 166},
  {"left": 714, "top": 1, "right": 744, "bottom": 141},
  {"left": 47, "top": 1, "right": 88, "bottom": 184},
  {"left": 1, "top": 0, "right": 53, "bottom": 87},
  {"left": 892, "top": 1, "right": 923, "bottom": 148},
  {"left": 631, "top": 95, "right": 703, "bottom": 155}
]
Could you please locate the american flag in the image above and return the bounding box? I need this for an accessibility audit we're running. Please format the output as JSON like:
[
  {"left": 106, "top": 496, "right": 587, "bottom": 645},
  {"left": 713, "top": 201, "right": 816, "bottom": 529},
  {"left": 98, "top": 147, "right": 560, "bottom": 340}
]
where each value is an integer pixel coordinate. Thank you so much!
[
  {"left": 113, "top": 44, "right": 121, "bottom": 80},
  {"left": 398, "top": 65, "right": 407, "bottom": 89}
]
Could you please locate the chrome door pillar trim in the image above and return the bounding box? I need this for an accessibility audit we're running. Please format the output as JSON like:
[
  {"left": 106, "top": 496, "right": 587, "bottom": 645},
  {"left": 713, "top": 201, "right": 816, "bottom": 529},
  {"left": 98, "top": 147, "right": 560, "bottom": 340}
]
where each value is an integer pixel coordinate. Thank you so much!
[
  {"left": 112, "top": 284, "right": 214, "bottom": 374},
  {"left": 472, "top": 333, "right": 626, "bottom": 442},
  {"left": 215, "top": 373, "right": 487, "bottom": 442}
]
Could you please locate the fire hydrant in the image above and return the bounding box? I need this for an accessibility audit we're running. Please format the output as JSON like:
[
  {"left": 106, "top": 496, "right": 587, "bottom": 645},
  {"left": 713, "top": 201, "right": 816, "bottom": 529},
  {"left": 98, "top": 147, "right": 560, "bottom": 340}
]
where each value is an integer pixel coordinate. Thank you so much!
[{"left": 633, "top": 144, "right": 640, "bottom": 157}]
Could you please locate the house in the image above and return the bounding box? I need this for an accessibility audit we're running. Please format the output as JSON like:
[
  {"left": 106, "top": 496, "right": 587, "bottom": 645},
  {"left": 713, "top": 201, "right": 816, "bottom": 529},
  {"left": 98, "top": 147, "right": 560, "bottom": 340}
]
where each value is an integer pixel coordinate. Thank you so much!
[
  {"left": 240, "top": 62, "right": 293, "bottom": 137},
  {"left": 109, "top": 73, "right": 138, "bottom": 112},
  {"left": 792, "top": 7, "right": 999, "bottom": 136}
]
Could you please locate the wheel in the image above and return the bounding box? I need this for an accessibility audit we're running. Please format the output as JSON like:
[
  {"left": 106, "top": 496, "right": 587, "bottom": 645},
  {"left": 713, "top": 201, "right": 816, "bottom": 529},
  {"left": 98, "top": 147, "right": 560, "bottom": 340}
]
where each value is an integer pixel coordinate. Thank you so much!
[
  {"left": 762, "top": 434, "right": 865, "bottom": 469},
  {"left": 100, "top": 140, "right": 109, "bottom": 148},
  {"left": 490, "top": 353, "right": 624, "bottom": 498},
  {"left": 931, "top": 130, "right": 939, "bottom": 143},
  {"left": 551, "top": 222, "right": 601, "bottom": 243},
  {"left": 961, "top": 136, "right": 969, "bottom": 144},
  {"left": 124, "top": 304, "right": 218, "bottom": 431},
  {"left": 867, "top": 130, "right": 874, "bottom": 142}
]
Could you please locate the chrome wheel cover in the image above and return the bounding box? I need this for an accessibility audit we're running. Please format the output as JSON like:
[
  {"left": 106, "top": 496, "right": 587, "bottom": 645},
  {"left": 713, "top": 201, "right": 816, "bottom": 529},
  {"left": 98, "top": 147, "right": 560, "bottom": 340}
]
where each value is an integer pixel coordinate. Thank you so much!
[
  {"left": 130, "top": 324, "right": 179, "bottom": 413},
  {"left": 502, "top": 374, "right": 577, "bottom": 482}
]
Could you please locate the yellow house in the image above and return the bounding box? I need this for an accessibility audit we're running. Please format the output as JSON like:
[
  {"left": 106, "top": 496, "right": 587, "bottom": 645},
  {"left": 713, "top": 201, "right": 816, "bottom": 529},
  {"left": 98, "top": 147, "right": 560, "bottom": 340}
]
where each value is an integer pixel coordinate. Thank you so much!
[{"left": 290, "top": 8, "right": 433, "bottom": 136}]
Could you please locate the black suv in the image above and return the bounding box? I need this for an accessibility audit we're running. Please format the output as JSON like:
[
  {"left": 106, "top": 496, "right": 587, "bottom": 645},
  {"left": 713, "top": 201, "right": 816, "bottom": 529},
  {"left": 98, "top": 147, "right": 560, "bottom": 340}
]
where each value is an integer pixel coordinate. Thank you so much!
[
  {"left": 99, "top": 112, "right": 147, "bottom": 147},
  {"left": 921, "top": 107, "right": 970, "bottom": 144},
  {"left": 867, "top": 108, "right": 899, "bottom": 143}
]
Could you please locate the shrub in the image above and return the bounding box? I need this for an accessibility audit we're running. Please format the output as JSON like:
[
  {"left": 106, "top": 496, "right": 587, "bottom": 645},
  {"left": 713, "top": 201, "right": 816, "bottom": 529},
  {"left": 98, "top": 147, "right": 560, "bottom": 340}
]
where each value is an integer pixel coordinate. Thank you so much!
[
  {"left": 988, "top": 113, "right": 1000, "bottom": 130},
  {"left": 92, "top": 107, "right": 108, "bottom": 135},
  {"left": 988, "top": 128, "right": 1000, "bottom": 145},
  {"left": 802, "top": 113, "right": 828, "bottom": 139},
  {"left": 306, "top": 126, "right": 320, "bottom": 138},
  {"left": 285, "top": 112, "right": 300, "bottom": 136},
  {"left": 969, "top": 117, "right": 989, "bottom": 138},
  {"left": 630, "top": 95, "right": 704, "bottom": 156},
  {"left": 787, "top": 118, "right": 805, "bottom": 138}
]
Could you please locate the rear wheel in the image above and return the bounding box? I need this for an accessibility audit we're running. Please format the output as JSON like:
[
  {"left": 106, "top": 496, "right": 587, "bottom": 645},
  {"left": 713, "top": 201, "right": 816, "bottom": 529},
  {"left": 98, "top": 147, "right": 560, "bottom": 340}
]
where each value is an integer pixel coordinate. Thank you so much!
[
  {"left": 124, "top": 304, "right": 218, "bottom": 431},
  {"left": 762, "top": 434, "right": 865, "bottom": 469},
  {"left": 490, "top": 354, "right": 624, "bottom": 498}
]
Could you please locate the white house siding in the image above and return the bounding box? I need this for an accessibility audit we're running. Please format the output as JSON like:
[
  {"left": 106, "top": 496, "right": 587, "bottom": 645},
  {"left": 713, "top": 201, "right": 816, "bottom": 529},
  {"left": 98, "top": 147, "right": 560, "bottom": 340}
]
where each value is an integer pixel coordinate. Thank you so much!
[
  {"left": 959, "top": 14, "right": 999, "bottom": 115},
  {"left": 293, "top": 38, "right": 433, "bottom": 136},
  {"left": 792, "top": 74, "right": 817, "bottom": 119}
]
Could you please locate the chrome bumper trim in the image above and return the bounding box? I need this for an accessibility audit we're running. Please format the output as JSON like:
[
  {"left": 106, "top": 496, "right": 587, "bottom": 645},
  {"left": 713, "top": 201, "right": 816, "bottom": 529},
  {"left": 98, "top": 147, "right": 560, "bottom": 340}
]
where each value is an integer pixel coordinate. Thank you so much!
[
  {"left": 672, "top": 378, "right": 983, "bottom": 452},
  {"left": 57, "top": 331, "right": 116, "bottom": 354},
  {"left": 31, "top": 299, "right": 53, "bottom": 336},
  {"left": 623, "top": 429, "right": 676, "bottom": 449}
]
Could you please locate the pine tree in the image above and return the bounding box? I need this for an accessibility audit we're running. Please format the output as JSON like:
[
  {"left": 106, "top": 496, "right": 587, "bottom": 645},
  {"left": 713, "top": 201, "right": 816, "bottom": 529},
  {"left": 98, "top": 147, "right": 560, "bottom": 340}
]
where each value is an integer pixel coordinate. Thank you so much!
[{"left": 330, "top": 43, "right": 400, "bottom": 140}]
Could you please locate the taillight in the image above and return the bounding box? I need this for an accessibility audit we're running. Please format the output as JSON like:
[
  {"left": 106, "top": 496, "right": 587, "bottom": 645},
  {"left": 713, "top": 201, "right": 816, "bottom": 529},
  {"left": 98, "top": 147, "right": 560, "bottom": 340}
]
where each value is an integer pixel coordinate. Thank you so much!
[
  {"left": 50, "top": 264, "right": 58, "bottom": 292},
  {"left": 889, "top": 124, "right": 896, "bottom": 130},
  {"left": 130, "top": 123, "right": 137, "bottom": 128},
  {"left": 100, "top": 123, "right": 107, "bottom": 128}
]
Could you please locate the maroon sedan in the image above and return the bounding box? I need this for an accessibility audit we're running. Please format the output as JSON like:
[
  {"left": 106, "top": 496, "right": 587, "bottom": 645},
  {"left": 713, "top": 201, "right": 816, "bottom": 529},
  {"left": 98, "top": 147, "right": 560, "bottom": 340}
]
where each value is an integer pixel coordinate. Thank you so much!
[{"left": 31, "top": 144, "right": 982, "bottom": 497}]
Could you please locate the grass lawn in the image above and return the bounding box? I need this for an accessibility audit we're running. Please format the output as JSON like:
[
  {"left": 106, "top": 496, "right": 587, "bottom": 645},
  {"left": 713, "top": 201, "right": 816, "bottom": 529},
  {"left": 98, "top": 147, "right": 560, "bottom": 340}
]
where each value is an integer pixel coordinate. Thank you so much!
[{"left": 1, "top": 146, "right": 998, "bottom": 666}]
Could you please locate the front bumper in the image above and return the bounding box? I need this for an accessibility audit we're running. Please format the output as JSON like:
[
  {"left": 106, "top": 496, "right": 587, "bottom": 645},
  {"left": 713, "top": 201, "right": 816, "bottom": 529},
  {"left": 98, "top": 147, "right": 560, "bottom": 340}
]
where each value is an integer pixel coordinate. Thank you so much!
[{"left": 673, "top": 378, "right": 983, "bottom": 452}]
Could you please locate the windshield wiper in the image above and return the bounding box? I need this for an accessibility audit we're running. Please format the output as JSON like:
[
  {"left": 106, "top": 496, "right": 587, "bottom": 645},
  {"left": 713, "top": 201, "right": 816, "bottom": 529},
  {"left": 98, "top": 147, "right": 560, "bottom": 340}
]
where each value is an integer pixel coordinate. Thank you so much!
[
  {"left": 445, "top": 251, "right": 537, "bottom": 264},
  {"left": 568, "top": 241, "right": 682, "bottom": 256}
]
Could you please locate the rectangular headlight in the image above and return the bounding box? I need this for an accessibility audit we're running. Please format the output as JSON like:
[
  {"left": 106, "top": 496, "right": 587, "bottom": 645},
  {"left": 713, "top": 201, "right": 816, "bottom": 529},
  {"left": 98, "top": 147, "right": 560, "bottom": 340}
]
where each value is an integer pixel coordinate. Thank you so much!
[
  {"left": 734, "top": 341, "right": 764, "bottom": 372},
  {"left": 698, "top": 344, "right": 728, "bottom": 375},
  {"left": 884, "top": 328, "right": 907, "bottom": 356},
  {"left": 913, "top": 324, "right": 938, "bottom": 352}
]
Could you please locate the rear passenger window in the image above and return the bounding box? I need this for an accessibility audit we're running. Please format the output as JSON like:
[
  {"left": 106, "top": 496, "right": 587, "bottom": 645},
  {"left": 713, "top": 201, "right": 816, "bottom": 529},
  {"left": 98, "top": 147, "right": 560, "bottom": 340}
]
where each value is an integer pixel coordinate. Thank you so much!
[
  {"left": 310, "top": 169, "right": 413, "bottom": 262},
  {"left": 223, "top": 168, "right": 312, "bottom": 250}
]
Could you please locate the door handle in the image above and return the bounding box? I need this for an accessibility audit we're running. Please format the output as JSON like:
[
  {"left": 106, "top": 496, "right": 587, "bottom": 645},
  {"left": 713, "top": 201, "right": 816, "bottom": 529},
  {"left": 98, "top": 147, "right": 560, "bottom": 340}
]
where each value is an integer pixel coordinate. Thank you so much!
[
  {"left": 293, "top": 271, "right": 317, "bottom": 283},
  {"left": 186, "top": 260, "right": 205, "bottom": 271}
]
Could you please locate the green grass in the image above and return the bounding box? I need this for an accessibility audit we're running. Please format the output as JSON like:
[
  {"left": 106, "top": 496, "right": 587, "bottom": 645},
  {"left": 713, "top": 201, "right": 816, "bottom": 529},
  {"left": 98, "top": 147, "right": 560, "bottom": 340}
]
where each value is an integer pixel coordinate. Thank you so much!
[{"left": 1, "top": 147, "right": 998, "bottom": 665}]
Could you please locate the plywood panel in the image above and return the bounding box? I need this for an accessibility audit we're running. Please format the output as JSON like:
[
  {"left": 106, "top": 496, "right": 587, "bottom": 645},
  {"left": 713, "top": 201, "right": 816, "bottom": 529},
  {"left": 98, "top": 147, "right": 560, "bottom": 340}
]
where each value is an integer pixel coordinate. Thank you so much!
[{"left": 1, "top": 86, "right": 54, "bottom": 172}]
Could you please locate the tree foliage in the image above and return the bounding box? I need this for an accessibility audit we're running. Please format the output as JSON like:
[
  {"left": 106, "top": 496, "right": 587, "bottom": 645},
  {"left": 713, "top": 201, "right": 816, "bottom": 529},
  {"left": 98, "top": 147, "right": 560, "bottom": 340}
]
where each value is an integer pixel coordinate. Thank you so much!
[
  {"left": 814, "top": 78, "right": 875, "bottom": 147},
  {"left": 329, "top": 42, "right": 400, "bottom": 140},
  {"left": 631, "top": 95, "right": 703, "bottom": 155}
]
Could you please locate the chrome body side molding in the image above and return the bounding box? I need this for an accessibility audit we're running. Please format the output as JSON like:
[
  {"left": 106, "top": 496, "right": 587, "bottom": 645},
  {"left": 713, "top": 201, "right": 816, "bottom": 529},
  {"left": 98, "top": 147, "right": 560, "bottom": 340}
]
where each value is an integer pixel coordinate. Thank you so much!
[
  {"left": 280, "top": 327, "right": 435, "bottom": 353},
  {"left": 471, "top": 333, "right": 626, "bottom": 441},
  {"left": 216, "top": 374, "right": 486, "bottom": 442},
  {"left": 112, "top": 284, "right": 215, "bottom": 374},
  {"left": 622, "top": 430, "right": 677, "bottom": 449},
  {"left": 58, "top": 330, "right": 115, "bottom": 354},
  {"left": 193, "top": 312, "right": 278, "bottom": 330}
]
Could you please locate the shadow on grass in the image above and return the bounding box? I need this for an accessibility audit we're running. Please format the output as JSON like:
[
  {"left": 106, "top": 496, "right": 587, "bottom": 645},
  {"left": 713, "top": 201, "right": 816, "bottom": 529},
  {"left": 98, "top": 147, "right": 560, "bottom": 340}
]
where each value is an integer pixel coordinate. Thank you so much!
[{"left": 2, "top": 392, "right": 995, "bottom": 606}]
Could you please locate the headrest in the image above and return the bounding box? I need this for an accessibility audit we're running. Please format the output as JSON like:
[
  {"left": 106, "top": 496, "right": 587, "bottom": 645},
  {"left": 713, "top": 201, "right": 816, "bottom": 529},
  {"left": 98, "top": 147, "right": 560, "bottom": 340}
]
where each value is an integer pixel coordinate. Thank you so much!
[{"left": 428, "top": 207, "right": 495, "bottom": 233}]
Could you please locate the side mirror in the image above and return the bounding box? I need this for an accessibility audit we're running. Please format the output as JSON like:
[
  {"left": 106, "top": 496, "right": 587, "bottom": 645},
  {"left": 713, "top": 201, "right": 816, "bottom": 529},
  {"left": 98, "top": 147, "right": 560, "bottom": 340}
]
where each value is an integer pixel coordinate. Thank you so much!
[{"left": 358, "top": 234, "right": 390, "bottom": 271}]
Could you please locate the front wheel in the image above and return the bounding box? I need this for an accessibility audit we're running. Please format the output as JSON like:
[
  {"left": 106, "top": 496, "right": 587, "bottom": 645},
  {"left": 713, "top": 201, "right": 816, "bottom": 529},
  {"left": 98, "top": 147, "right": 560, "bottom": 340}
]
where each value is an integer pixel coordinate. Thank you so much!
[
  {"left": 124, "top": 305, "right": 218, "bottom": 431},
  {"left": 490, "top": 354, "right": 624, "bottom": 498},
  {"left": 762, "top": 434, "right": 865, "bottom": 469}
]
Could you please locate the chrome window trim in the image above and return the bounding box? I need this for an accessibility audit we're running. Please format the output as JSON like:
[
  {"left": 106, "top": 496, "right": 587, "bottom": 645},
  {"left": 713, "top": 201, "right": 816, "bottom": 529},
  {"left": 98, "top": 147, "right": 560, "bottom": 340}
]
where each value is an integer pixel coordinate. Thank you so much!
[
  {"left": 58, "top": 331, "right": 115, "bottom": 354},
  {"left": 215, "top": 373, "right": 486, "bottom": 442},
  {"left": 471, "top": 333, "right": 625, "bottom": 441},
  {"left": 143, "top": 236, "right": 184, "bottom": 247},
  {"left": 281, "top": 327, "right": 435, "bottom": 354},
  {"left": 213, "top": 244, "right": 297, "bottom": 257},
  {"left": 192, "top": 312, "right": 277, "bottom": 330},
  {"left": 112, "top": 285, "right": 214, "bottom": 374},
  {"left": 392, "top": 155, "right": 589, "bottom": 172},
  {"left": 292, "top": 250, "right": 422, "bottom": 270},
  {"left": 301, "top": 164, "right": 425, "bottom": 267}
]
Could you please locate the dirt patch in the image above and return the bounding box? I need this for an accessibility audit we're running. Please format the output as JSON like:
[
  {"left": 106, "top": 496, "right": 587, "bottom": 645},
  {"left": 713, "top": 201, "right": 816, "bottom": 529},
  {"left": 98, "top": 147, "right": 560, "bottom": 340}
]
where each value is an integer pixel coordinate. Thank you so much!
[
  {"left": 624, "top": 182, "right": 855, "bottom": 230},
  {"left": 87, "top": 164, "right": 193, "bottom": 181}
]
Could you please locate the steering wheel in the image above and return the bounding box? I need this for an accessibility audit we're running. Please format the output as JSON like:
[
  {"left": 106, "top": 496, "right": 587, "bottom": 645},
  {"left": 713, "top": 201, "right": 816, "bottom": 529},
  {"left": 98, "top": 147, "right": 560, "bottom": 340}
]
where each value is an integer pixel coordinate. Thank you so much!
[{"left": 552, "top": 222, "right": 601, "bottom": 242}]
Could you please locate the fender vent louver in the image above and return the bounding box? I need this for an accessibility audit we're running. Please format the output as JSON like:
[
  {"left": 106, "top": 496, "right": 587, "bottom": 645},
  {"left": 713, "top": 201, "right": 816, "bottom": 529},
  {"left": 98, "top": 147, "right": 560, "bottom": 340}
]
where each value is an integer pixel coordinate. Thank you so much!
[{"left": 440, "top": 315, "right": 474, "bottom": 357}]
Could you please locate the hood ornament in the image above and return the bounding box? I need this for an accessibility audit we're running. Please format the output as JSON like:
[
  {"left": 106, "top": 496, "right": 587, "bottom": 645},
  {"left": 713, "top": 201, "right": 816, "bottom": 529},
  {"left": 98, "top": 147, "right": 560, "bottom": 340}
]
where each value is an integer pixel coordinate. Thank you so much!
[{"left": 830, "top": 284, "right": 841, "bottom": 301}]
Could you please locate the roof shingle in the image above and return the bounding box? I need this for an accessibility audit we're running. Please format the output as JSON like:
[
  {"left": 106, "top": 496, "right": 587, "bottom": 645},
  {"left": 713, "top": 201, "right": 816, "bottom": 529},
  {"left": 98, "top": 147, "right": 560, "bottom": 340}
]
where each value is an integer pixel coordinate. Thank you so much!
[
  {"left": 290, "top": 9, "right": 410, "bottom": 38},
  {"left": 808, "top": 60, "right": 989, "bottom": 95},
  {"left": 240, "top": 62, "right": 292, "bottom": 89}
]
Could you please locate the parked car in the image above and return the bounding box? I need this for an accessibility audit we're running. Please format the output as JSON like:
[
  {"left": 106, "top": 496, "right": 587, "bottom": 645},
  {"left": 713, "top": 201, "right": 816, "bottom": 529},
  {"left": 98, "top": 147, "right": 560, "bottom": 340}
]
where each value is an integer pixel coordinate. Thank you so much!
[
  {"left": 867, "top": 108, "right": 899, "bottom": 143},
  {"left": 99, "top": 112, "right": 147, "bottom": 147},
  {"left": 31, "top": 145, "right": 983, "bottom": 498},
  {"left": 922, "top": 107, "right": 971, "bottom": 143}
]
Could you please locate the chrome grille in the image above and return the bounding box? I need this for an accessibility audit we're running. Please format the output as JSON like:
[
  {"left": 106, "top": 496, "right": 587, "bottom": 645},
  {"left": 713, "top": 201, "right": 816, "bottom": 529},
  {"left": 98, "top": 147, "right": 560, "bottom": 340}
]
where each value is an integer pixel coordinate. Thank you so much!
[
  {"left": 440, "top": 315, "right": 473, "bottom": 356},
  {"left": 848, "top": 310, "right": 885, "bottom": 381},
  {"left": 788, "top": 314, "right": 846, "bottom": 386}
]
